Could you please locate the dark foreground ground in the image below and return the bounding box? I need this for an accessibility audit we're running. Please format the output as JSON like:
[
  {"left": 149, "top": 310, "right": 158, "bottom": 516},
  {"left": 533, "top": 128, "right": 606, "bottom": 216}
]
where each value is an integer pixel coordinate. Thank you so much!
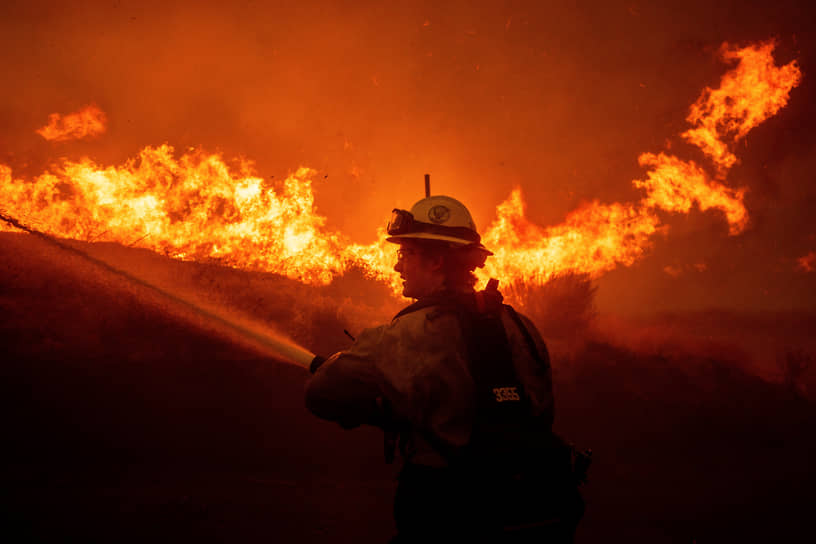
[{"left": 1, "top": 232, "right": 814, "bottom": 543}]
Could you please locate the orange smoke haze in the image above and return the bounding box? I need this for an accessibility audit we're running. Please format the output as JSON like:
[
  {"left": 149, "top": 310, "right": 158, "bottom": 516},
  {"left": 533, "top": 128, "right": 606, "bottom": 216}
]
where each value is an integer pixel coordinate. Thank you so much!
[
  {"left": 0, "top": 41, "right": 799, "bottom": 302},
  {"left": 35, "top": 104, "right": 107, "bottom": 142},
  {"left": 0, "top": 1, "right": 814, "bottom": 314},
  {"left": 2, "top": 8, "right": 815, "bottom": 541},
  {"left": 481, "top": 40, "right": 798, "bottom": 290}
]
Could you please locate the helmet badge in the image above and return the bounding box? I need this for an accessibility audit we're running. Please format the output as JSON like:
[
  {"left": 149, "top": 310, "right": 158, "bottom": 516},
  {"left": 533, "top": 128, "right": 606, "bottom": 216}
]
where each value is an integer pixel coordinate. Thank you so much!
[{"left": 427, "top": 205, "right": 451, "bottom": 224}]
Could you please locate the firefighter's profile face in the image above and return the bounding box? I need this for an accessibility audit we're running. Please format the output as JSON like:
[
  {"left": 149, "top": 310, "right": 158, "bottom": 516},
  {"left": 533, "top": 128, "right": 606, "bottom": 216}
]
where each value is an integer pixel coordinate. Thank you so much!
[{"left": 394, "top": 242, "right": 444, "bottom": 299}]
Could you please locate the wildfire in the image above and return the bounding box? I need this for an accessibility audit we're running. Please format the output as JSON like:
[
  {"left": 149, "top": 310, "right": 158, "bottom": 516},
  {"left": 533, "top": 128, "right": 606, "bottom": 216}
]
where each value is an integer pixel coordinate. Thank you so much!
[
  {"left": 36, "top": 104, "right": 108, "bottom": 142},
  {"left": 479, "top": 40, "right": 798, "bottom": 289},
  {"left": 682, "top": 41, "right": 801, "bottom": 172},
  {"left": 0, "top": 147, "right": 390, "bottom": 286},
  {"left": 0, "top": 41, "right": 802, "bottom": 298},
  {"left": 479, "top": 191, "right": 660, "bottom": 285},
  {"left": 633, "top": 153, "right": 747, "bottom": 235}
]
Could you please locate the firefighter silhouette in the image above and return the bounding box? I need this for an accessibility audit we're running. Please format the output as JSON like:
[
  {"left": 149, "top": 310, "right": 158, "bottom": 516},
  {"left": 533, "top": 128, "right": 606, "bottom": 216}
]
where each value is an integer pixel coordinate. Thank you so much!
[{"left": 306, "top": 193, "right": 588, "bottom": 543}]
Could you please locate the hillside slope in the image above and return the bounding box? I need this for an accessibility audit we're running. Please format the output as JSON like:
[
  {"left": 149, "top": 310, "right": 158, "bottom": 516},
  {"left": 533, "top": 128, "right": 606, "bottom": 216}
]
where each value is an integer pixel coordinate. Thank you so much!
[{"left": 1, "top": 232, "right": 813, "bottom": 543}]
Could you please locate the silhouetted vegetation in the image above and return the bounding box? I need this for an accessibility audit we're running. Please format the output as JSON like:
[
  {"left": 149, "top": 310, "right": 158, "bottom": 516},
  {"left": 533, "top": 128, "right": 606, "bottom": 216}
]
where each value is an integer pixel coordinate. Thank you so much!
[{"left": 506, "top": 272, "right": 598, "bottom": 347}]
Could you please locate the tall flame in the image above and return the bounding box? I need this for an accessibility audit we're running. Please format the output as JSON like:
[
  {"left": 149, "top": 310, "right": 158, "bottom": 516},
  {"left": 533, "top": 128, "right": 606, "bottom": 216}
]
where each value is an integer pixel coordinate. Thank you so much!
[
  {"left": 682, "top": 41, "right": 802, "bottom": 172},
  {"left": 35, "top": 104, "right": 108, "bottom": 142},
  {"left": 0, "top": 41, "right": 802, "bottom": 298},
  {"left": 0, "top": 147, "right": 392, "bottom": 287},
  {"left": 479, "top": 191, "right": 660, "bottom": 285},
  {"left": 478, "top": 40, "right": 799, "bottom": 288}
]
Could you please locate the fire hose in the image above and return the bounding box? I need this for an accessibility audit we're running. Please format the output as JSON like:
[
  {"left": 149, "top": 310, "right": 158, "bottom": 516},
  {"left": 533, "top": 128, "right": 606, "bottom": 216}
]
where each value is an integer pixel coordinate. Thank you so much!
[{"left": 0, "top": 209, "right": 326, "bottom": 372}]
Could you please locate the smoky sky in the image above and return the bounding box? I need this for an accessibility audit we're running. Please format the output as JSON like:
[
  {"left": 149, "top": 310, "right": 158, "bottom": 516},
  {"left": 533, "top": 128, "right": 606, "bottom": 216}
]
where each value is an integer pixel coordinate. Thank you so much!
[{"left": 1, "top": 0, "right": 814, "bottom": 314}]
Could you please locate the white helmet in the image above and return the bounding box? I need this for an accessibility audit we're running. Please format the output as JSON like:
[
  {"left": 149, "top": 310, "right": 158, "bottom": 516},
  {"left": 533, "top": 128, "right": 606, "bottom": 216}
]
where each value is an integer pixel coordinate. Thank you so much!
[{"left": 386, "top": 195, "right": 492, "bottom": 255}]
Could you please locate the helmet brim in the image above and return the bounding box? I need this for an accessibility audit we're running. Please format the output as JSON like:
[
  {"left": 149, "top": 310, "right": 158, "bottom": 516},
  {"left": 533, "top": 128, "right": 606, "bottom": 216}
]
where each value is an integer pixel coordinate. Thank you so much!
[{"left": 386, "top": 232, "right": 493, "bottom": 256}]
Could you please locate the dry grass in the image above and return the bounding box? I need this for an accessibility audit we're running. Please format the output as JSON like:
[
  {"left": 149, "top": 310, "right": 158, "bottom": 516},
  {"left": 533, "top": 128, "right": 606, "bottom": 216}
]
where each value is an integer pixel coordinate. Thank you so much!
[{"left": 501, "top": 272, "right": 598, "bottom": 358}]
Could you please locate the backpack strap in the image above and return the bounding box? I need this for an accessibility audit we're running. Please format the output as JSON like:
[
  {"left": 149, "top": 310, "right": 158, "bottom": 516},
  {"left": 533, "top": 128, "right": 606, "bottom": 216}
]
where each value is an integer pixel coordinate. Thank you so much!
[
  {"left": 503, "top": 304, "right": 549, "bottom": 368},
  {"left": 385, "top": 283, "right": 546, "bottom": 466}
]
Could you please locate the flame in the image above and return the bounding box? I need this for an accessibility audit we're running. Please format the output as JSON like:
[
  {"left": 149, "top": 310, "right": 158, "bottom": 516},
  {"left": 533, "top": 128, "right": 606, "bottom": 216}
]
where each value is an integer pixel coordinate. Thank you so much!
[
  {"left": 36, "top": 104, "right": 108, "bottom": 142},
  {"left": 682, "top": 41, "right": 801, "bottom": 172},
  {"left": 634, "top": 152, "right": 747, "bottom": 235},
  {"left": 0, "top": 146, "right": 393, "bottom": 287},
  {"left": 479, "top": 190, "right": 660, "bottom": 285},
  {"left": 0, "top": 41, "right": 802, "bottom": 299},
  {"left": 478, "top": 41, "right": 798, "bottom": 290}
]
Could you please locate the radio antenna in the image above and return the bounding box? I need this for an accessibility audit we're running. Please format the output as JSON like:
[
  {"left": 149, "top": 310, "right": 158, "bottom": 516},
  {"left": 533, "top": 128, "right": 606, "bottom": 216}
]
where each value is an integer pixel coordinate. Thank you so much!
[{"left": 424, "top": 174, "right": 430, "bottom": 198}]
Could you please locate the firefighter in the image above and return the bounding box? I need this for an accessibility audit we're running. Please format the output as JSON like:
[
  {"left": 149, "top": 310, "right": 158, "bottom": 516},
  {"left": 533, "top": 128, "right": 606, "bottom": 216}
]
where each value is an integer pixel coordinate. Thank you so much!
[{"left": 305, "top": 195, "right": 584, "bottom": 543}]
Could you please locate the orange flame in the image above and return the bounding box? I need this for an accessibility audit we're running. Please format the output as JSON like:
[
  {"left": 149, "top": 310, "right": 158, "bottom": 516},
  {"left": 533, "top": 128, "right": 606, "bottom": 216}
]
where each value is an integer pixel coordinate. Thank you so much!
[
  {"left": 36, "top": 104, "right": 107, "bottom": 141},
  {"left": 634, "top": 152, "right": 747, "bottom": 235},
  {"left": 479, "top": 190, "right": 660, "bottom": 285},
  {"left": 0, "top": 41, "right": 802, "bottom": 298},
  {"left": 478, "top": 41, "right": 798, "bottom": 289},
  {"left": 682, "top": 41, "right": 801, "bottom": 172}
]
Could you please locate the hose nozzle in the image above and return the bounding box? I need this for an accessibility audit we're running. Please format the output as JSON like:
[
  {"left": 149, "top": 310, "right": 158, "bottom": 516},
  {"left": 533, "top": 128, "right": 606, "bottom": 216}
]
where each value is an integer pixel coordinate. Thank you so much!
[{"left": 309, "top": 355, "right": 328, "bottom": 374}]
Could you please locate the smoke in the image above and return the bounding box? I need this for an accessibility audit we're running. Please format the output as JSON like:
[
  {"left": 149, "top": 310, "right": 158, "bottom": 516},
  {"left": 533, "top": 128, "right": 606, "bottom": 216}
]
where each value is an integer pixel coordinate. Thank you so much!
[
  {"left": 2, "top": 6, "right": 814, "bottom": 540},
  {"left": 52, "top": 234, "right": 401, "bottom": 358},
  {"left": 5, "top": 192, "right": 814, "bottom": 394},
  {"left": 4, "top": 222, "right": 814, "bottom": 408},
  {"left": 0, "top": 1, "right": 814, "bottom": 316},
  {"left": 503, "top": 272, "right": 597, "bottom": 357},
  {"left": 492, "top": 265, "right": 816, "bottom": 398}
]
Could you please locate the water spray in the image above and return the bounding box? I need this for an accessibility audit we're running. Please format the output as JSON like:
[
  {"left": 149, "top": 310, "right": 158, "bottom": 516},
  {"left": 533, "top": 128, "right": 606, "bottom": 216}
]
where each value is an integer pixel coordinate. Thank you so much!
[{"left": 0, "top": 209, "right": 323, "bottom": 371}]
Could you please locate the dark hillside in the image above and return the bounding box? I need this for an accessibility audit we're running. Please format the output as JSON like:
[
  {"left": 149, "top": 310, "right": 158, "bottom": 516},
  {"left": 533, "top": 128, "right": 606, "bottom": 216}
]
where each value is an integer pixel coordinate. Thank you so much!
[
  {"left": 0, "top": 232, "right": 396, "bottom": 542},
  {"left": 557, "top": 342, "right": 815, "bottom": 543},
  {"left": 1, "top": 232, "right": 813, "bottom": 543}
]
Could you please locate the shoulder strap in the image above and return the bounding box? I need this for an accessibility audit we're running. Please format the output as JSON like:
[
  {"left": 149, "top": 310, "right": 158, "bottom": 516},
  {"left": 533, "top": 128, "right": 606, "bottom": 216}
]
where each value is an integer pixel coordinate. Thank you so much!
[{"left": 503, "top": 304, "right": 548, "bottom": 367}]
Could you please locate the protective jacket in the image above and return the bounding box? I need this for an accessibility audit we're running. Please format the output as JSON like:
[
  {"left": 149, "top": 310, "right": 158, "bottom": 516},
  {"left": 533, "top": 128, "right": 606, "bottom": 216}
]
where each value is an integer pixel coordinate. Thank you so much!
[
  {"left": 304, "top": 288, "right": 554, "bottom": 468},
  {"left": 305, "top": 287, "right": 585, "bottom": 541}
]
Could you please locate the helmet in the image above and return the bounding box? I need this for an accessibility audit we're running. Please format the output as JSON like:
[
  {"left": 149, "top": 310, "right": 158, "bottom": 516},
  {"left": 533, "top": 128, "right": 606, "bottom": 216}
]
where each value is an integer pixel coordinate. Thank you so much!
[{"left": 386, "top": 195, "right": 493, "bottom": 255}]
